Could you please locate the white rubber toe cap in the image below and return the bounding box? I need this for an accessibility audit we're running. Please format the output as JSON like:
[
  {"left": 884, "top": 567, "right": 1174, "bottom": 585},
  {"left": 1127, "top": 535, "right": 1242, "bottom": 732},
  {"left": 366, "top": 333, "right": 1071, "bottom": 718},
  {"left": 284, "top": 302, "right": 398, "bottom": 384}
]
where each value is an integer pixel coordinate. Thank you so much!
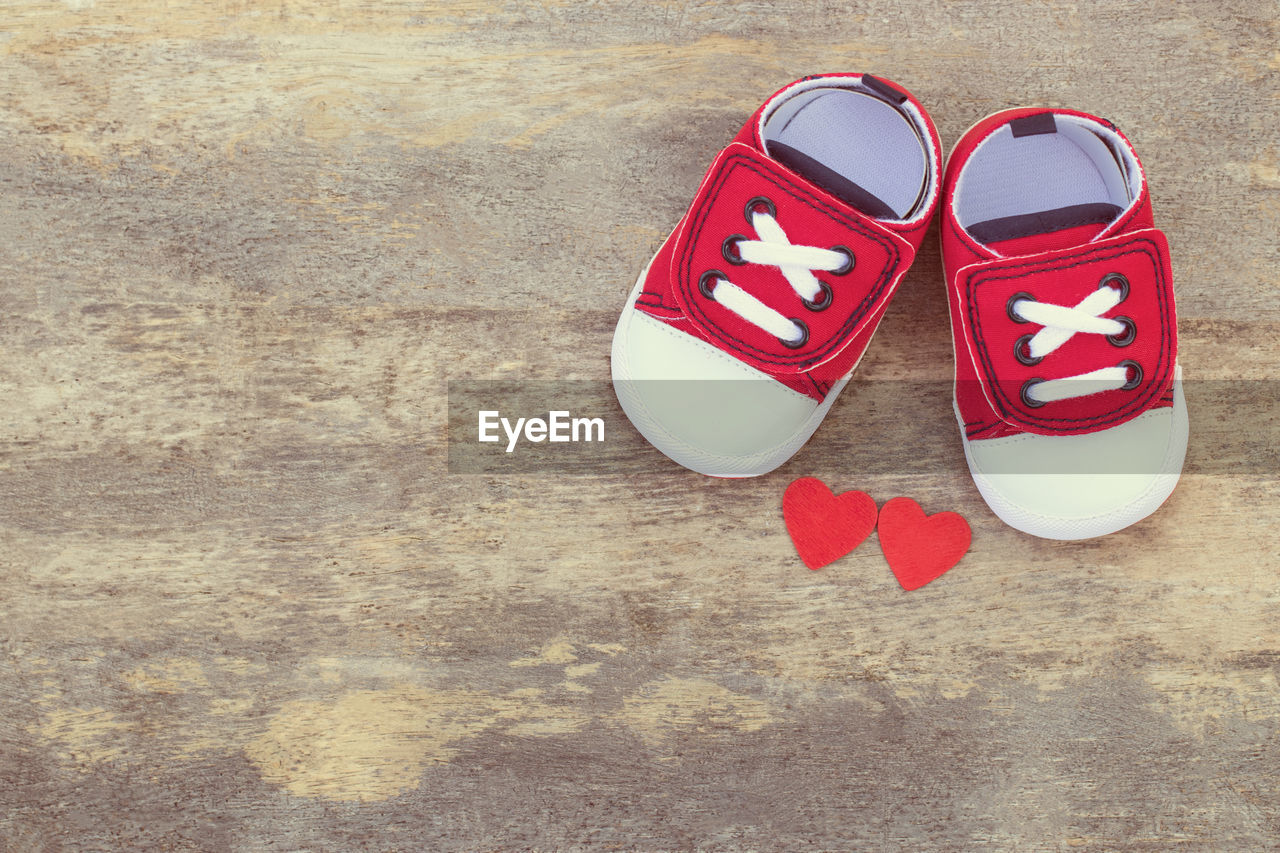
[
  {"left": 960, "top": 372, "right": 1188, "bottom": 539},
  {"left": 611, "top": 300, "right": 836, "bottom": 478}
]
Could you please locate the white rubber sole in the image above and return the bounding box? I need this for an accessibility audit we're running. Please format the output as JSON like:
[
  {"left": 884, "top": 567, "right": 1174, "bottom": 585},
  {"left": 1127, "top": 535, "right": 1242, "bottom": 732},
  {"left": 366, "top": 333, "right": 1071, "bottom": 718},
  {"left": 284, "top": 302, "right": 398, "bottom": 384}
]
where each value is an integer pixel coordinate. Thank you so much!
[{"left": 955, "top": 370, "right": 1188, "bottom": 540}]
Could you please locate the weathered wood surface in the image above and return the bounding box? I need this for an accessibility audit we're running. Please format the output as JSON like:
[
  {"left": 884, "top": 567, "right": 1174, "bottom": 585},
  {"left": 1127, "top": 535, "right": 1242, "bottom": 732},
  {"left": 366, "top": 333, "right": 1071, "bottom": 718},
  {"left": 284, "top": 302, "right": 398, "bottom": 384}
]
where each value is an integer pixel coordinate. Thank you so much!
[{"left": 2, "top": 0, "right": 1278, "bottom": 849}]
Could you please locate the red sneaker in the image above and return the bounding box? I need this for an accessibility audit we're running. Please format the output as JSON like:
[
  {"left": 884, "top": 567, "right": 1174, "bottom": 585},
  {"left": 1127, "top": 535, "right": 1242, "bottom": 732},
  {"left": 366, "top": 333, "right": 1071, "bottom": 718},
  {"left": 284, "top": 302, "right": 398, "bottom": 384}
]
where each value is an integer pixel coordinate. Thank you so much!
[
  {"left": 611, "top": 74, "right": 941, "bottom": 477},
  {"left": 942, "top": 109, "right": 1187, "bottom": 539}
]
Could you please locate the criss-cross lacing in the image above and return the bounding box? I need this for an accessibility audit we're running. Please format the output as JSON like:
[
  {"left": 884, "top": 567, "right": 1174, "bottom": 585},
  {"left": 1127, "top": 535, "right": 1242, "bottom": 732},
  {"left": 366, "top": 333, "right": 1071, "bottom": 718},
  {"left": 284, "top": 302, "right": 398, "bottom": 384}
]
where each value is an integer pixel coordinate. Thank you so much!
[
  {"left": 699, "top": 197, "right": 853, "bottom": 348},
  {"left": 1010, "top": 273, "right": 1141, "bottom": 407}
]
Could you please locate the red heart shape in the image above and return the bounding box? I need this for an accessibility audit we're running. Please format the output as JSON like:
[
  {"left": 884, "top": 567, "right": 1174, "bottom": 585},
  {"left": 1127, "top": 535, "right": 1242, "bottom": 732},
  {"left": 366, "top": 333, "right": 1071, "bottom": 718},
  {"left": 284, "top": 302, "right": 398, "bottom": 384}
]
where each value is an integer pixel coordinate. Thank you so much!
[
  {"left": 877, "top": 497, "right": 971, "bottom": 590},
  {"left": 783, "top": 477, "right": 878, "bottom": 570}
]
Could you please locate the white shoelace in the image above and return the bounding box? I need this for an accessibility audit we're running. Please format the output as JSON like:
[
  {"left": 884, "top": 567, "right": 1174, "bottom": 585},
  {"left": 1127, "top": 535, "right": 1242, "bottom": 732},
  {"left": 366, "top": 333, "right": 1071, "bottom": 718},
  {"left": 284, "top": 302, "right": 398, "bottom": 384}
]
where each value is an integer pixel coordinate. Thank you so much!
[
  {"left": 1011, "top": 280, "right": 1137, "bottom": 404},
  {"left": 702, "top": 208, "right": 851, "bottom": 345}
]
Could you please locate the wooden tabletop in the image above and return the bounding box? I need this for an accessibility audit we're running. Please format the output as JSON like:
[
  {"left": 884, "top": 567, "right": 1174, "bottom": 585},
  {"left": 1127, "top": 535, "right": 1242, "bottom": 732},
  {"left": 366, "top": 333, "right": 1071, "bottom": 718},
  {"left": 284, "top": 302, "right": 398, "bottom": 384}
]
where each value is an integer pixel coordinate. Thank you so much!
[{"left": 2, "top": 0, "right": 1278, "bottom": 849}]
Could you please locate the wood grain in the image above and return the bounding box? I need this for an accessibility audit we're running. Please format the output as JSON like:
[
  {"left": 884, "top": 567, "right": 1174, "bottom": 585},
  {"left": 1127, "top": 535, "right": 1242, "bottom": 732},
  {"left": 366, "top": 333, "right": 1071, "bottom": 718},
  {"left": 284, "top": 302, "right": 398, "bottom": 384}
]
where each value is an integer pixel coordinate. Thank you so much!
[{"left": 2, "top": 0, "right": 1279, "bottom": 849}]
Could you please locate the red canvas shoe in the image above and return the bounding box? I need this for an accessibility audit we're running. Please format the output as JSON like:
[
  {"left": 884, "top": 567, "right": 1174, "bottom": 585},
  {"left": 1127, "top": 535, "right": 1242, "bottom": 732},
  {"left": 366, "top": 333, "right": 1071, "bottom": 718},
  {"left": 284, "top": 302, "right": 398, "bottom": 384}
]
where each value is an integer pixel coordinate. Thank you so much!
[
  {"left": 942, "top": 108, "right": 1188, "bottom": 539},
  {"left": 611, "top": 74, "right": 941, "bottom": 477}
]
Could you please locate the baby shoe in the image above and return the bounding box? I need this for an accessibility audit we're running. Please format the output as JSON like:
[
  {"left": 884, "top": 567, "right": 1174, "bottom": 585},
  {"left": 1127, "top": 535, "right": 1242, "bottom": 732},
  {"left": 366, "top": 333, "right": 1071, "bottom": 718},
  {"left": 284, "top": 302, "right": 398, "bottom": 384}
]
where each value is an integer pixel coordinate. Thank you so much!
[
  {"left": 941, "top": 108, "right": 1187, "bottom": 539},
  {"left": 611, "top": 74, "right": 941, "bottom": 477}
]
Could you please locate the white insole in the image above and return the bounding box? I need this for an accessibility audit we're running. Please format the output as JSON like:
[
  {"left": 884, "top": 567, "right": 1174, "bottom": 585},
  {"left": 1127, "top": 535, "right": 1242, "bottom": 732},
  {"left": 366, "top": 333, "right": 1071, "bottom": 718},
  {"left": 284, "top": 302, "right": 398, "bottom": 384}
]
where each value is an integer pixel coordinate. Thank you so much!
[
  {"left": 956, "top": 121, "right": 1132, "bottom": 228},
  {"left": 762, "top": 87, "right": 927, "bottom": 219}
]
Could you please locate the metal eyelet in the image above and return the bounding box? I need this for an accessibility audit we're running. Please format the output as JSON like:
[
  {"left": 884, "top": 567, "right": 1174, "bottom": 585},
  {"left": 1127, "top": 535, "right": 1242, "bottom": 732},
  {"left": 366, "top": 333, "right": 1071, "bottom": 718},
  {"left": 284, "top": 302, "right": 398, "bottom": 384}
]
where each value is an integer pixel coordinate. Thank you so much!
[
  {"left": 1007, "top": 292, "right": 1035, "bottom": 323},
  {"left": 1106, "top": 316, "right": 1136, "bottom": 347},
  {"left": 828, "top": 246, "right": 855, "bottom": 275},
  {"left": 744, "top": 196, "right": 776, "bottom": 222},
  {"left": 1119, "top": 359, "right": 1143, "bottom": 390},
  {"left": 780, "top": 318, "right": 809, "bottom": 349},
  {"left": 802, "top": 281, "right": 833, "bottom": 312},
  {"left": 1014, "top": 333, "right": 1042, "bottom": 366},
  {"left": 1020, "top": 378, "right": 1046, "bottom": 408},
  {"left": 698, "top": 269, "right": 724, "bottom": 300},
  {"left": 722, "top": 234, "right": 748, "bottom": 266},
  {"left": 1099, "top": 272, "right": 1129, "bottom": 302}
]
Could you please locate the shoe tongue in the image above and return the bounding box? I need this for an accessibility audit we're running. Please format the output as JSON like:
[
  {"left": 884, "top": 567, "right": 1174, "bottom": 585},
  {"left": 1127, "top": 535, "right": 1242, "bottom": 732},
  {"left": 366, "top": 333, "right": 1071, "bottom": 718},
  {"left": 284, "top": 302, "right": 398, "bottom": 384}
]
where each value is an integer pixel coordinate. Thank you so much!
[
  {"left": 972, "top": 202, "right": 1123, "bottom": 256},
  {"left": 762, "top": 88, "right": 926, "bottom": 220}
]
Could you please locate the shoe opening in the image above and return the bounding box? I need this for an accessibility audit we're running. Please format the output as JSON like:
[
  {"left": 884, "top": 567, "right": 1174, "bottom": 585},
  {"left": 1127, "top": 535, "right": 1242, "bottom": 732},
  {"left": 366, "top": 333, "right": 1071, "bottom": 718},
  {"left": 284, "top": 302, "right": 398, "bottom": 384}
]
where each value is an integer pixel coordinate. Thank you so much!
[
  {"left": 761, "top": 83, "right": 929, "bottom": 221},
  {"left": 954, "top": 113, "right": 1142, "bottom": 249}
]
